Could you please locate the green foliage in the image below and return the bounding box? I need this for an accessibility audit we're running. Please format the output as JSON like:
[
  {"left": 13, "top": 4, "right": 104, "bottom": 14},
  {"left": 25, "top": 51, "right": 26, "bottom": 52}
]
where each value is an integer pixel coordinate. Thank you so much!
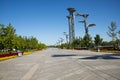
[
  {"left": 106, "top": 22, "right": 120, "bottom": 49},
  {"left": 94, "top": 34, "right": 103, "bottom": 46},
  {"left": 0, "top": 23, "right": 16, "bottom": 50},
  {"left": 38, "top": 43, "right": 48, "bottom": 50},
  {"left": 83, "top": 34, "right": 92, "bottom": 48},
  {"left": 59, "top": 35, "right": 93, "bottom": 49},
  {"left": 57, "top": 43, "right": 67, "bottom": 49},
  {"left": 107, "top": 22, "right": 117, "bottom": 41},
  {"left": 71, "top": 37, "right": 83, "bottom": 48},
  {"left": 0, "top": 23, "right": 47, "bottom": 53}
]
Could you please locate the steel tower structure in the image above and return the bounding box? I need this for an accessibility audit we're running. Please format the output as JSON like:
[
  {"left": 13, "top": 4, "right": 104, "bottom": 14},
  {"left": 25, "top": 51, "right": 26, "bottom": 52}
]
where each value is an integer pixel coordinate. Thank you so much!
[
  {"left": 67, "top": 8, "right": 76, "bottom": 44},
  {"left": 76, "top": 13, "right": 96, "bottom": 36}
]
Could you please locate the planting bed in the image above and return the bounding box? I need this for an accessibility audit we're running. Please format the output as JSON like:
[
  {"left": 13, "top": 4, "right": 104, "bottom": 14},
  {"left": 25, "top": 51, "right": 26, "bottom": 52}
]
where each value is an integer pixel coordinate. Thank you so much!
[{"left": 0, "top": 52, "right": 23, "bottom": 58}]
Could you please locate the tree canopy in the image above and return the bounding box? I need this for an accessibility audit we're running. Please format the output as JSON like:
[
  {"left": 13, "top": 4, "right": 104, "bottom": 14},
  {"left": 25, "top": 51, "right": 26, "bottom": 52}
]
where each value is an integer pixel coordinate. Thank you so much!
[
  {"left": 0, "top": 23, "right": 47, "bottom": 52},
  {"left": 107, "top": 22, "right": 117, "bottom": 41},
  {"left": 94, "top": 34, "right": 103, "bottom": 46}
]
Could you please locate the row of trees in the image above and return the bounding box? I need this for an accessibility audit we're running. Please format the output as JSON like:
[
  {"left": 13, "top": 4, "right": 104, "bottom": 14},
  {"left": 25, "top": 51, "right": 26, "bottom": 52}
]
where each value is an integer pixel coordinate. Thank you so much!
[
  {"left": 58, "top": 21, "right": 120, "bottom": 50},
  {"left": 0, "top": 23, "right": 47, "bottom": 52},
  {"left": 59, "top": 34, "right": 102, "bottom": 49}
]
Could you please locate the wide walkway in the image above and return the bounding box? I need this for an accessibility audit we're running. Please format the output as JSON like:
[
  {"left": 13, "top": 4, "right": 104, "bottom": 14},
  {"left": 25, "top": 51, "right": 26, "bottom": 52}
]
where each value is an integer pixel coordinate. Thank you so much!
[{"left": 0, "top": 48, "right": 120, "bottom": 80}]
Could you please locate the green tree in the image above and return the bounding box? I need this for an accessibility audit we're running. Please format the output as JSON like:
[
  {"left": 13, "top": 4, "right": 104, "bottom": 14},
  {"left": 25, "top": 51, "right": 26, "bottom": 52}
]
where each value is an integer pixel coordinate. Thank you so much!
[
  {"left": 71, "top": 37, "right": 84, "bottom": 48},
  {"left": 30, "top": 37, "right": 38, "bottom": 49},
  {"left": 13, "top": 35, "right": 25, "bottom": 50},
  {"left": 0, "top": 23, "right": 47, "bottom": 52},
  {"left": 72, "top": 38, "right": 80, "bottom": 48},
  {"left": 94, "top": 34, "right": 103, "bottom": 46},
  {"left": 38, "top": 43, "right": 47, "bottom": 50},
  {"left": 107, "top": 22, "right": 117, "bottom": 41},
  {"left": 83, "top": 34, "right": 92, "bottom": 49},
  {"left": 23, "top": 36, "right": 32, "bottom": 50},
  {"left": 0, "top": 24, "right": 5, "bottom": 49},
  {"left": 0, "top": 23, "right": 16, "bottom": 50},
  {"left": 5, "top": 23, "right": 16, "bottom": 49},
  {"left": 94, "top": 34, "right": 103, "bottom": 52}
]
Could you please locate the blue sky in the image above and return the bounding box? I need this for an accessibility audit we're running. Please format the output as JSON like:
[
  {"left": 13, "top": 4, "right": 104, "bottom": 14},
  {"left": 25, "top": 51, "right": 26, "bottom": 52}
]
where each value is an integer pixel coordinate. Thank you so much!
[{"left": 0, "top": 0, "right": 120, "bottom": 45}]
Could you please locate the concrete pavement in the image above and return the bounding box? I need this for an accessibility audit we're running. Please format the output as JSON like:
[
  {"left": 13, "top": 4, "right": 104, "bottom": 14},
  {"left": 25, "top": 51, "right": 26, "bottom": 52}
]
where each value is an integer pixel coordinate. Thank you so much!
[{"left": 0, "top": 48, "right": 120, "bottom": 80}]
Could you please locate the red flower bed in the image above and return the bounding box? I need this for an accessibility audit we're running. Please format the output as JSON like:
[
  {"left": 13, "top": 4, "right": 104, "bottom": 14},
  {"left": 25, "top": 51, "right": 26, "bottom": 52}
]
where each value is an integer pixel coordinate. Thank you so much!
[
  {"left": 74, "top": 47, "right": 87, "bottom": 50},
  {"left": 0, "top": 52, "right": 23, "bottom": 58}
]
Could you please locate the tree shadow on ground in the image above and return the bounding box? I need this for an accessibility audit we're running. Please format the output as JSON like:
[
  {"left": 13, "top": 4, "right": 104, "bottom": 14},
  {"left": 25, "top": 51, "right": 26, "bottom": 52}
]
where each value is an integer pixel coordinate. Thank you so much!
[
  {"left": 80, "top": 54, "right": 120, "bottom": 60},
  {"left": 52, "top": 54, "right": 77, "bottom": 57},
  {"left": 52, "top": 53, "right": 120, "bottom": 60}
]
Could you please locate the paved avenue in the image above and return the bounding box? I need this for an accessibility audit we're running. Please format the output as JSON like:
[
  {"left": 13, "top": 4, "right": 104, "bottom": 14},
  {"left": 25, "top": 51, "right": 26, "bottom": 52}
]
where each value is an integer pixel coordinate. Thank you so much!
[{"left": 0, "top": 48, "right": 120, "bottom": 80}]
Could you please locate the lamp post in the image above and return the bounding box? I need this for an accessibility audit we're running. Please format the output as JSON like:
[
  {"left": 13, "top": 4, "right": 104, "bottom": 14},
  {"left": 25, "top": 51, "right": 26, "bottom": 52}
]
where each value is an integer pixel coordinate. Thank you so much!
[
  {"left": 60, "top": 38, "right": 64, "bottom": 45},
  {"left": 63, "top": 32, "right": 69, "bottom": 44}
]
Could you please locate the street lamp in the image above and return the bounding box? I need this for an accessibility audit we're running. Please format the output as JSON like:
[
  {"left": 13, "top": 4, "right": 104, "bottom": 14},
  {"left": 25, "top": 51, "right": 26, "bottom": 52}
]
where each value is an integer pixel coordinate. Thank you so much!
[
  {"left": 60, "top": 38, "right": 64, "bottom": 45},
  {"left": 63, "top": 32, "right": 69, "bottom": 44}
]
